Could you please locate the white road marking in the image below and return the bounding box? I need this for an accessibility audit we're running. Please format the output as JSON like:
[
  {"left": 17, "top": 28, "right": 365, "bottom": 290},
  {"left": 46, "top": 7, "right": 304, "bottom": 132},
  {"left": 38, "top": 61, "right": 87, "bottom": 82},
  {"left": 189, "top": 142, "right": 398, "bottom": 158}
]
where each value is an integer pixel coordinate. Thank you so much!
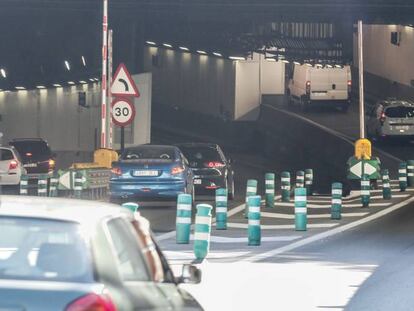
[
  {"left": 274, "top": 202, "right": 390, "bottom": 208},
  {"left": 188, "top": 234, "right": 302, "bottom": 243},
  {"left": 244, "top": 196, "right": 414, "bottom": 262},
  {"left": 261, "top": 212, "right": 368, "bottom": 219},
  {"left": 227, "top": 222, "right": 338, "bottom": 230}
]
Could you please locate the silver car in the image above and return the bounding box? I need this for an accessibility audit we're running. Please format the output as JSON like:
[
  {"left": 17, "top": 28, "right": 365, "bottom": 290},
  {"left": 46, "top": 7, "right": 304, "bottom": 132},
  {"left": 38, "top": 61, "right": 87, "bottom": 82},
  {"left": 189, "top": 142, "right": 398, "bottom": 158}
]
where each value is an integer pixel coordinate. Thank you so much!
[
  {"left": 0, "top": 196, "right": 203, "bottom": 311},
  {"left": 367, "top": 100, "right": 414, "bottom": 141},
  {"left": 0, "top": 146, "right": 26, "bottom": 188}
]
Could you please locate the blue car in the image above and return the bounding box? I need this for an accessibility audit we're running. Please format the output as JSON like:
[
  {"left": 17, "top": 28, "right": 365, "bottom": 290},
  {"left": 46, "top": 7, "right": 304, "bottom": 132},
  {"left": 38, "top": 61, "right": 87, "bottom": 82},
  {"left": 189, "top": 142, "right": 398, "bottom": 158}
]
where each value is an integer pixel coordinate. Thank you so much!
[{"left": 110, "top": 145, "right": 194, "bottom": 202}]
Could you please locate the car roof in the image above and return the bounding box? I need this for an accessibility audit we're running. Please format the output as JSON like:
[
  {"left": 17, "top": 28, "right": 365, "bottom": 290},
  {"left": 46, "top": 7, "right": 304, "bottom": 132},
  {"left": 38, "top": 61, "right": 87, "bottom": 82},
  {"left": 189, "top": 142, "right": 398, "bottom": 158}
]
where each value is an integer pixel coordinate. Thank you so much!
[
  {"left": 126, "top": 144, "right": 178, "bottom": 150},
  {"left": 0, "top": 196, "right": 131, "bottom": 226},
  {"left": 175, "top": 142, "right": 219, "bottom": 149},
  {"left": 381, "top": 100, "right": 414, "bottom": 107}
]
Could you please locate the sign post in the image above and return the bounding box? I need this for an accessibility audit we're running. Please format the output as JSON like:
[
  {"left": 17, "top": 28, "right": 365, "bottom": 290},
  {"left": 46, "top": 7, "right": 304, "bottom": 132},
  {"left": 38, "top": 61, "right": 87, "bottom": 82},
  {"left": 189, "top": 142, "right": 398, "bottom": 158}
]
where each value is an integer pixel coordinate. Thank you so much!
[{"left": 110, "top": 63, "right": 140, "bottom": 152}]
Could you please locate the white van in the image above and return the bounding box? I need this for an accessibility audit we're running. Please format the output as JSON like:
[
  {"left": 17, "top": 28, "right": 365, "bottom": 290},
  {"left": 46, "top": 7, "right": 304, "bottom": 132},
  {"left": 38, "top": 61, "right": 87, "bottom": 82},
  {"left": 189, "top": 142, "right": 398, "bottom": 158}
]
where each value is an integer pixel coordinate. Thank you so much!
[{"left": 287, "top": 65, "right": 352, "bottom": 112}]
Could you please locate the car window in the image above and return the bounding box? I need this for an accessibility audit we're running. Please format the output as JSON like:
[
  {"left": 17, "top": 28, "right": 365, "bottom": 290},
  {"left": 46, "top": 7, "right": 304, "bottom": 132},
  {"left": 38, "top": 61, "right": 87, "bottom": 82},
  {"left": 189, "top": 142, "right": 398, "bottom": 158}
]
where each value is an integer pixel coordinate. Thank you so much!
[
  {"left": 106, "top": 218, "right": 150, "bottom": 282},
  {"left": 9, "top": 141, "right": 52, "bottom": 161},
  {"left": 121, "top": 146, "right": 176, "bottom": 161},
  {"left": 385, "top": 106, "right": 414, "bottom": 118},
  {"left": 0, "top": 217, "right": 94, "bottom": 283},
  {"left": 178, "top": 146, "right": 223, "bottom": 166},
  {"left": 0, "top": 149, "right": 14, "bottom": 161}
]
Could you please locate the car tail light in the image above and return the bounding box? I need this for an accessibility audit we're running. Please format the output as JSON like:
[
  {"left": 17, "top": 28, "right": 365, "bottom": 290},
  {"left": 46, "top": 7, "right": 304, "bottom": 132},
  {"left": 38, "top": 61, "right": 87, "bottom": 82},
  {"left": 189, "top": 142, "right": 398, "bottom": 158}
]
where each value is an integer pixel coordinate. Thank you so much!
[
  {"left": 306, "top": 81, "right": 311, "bottom": 95},
  {"left": 48, "top": 159, "right": 56, "bottom": 169},
  {"left": 111, "top": 167, "right": 122, "bottom": 176},
  {"left": 205, "top": 161, "right": 225, "bottom": 168},
  {"left": 25, "top": 152, "right": 32, "bottom": 157},
  {"left": 9, "top": 160, "right": 18, "bottom": 170},
  {"left": 347, "top": 80, "right": 352, "bottom": 93},
  {"left": 380, "top": 112, "right": 386, "bottom": 124},
  {"left": 171, "top": 166, "right": 185, "bottom": 175},
  {"left": 65, "top": 293, "right": 117, "bottom": 311}
]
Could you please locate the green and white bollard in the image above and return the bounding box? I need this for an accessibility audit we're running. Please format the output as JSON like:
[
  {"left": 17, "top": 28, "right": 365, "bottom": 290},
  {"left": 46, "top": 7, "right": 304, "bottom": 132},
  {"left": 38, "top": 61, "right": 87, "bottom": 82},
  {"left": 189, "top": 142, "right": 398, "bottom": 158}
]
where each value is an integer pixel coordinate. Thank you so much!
[
  {"left": 37, "top": 175, "right": 48, "bottom": 197},
  {"left": 49, "top": 174, "right": 59, "bottom": 197},
  {"left": 305, "top": 169, "right": 314, "bottom": 196},
  {"left": 381, "top": 169, "right": 392, "bottom": 200},
  {"left": 265, "top": 173, "right": 275, "bottom": 208},
  {"left": 215, "top": 188, "right": 228, "bottom": 230},
  {"left": 331, "top": 183, "right": 342, "bottom": 220},
  {"left": 361, "top": 174, "right": 370, "bottom": 207},
  {"left": 295, "top": 187, "right": 307, "bottom": 231},
  {"left": 296, "top": 171, "right": 305, "bottom": 189},
  {"left": 399, "top": 162, "right": 408, "bottom": 192},
  {"left": 176, "top": 194, "right": 193, "bottom": 244},
  {"left": 407, "top": 160, "right": 414, "bottom": 187},
  {"left": 248, "top": 195, "right": 261, "bottom": 246},
  {"left": 281, "top": 172, "right": 291, "bottom": 202},
  {"left": 193, "top": 204, "right": 212, "bottom": 261},
  {"left": 244, "top": 179, "right": 258, "bottom": 218},
  {"left": 122, "top": 202, "right": 140, "bottom": 219},
  {"left": 20, "top": 175, "right": 29, "bottom": 196},
  {"left": 74, "top": 171, "right": 83, "bottom": 199}
]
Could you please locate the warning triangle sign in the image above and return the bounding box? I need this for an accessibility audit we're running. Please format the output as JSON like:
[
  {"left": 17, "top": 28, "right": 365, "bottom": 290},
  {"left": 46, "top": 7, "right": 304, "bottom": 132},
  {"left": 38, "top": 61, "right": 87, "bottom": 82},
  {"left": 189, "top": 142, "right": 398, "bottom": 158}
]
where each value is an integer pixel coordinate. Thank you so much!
[{"left": 111, "top": 63, "right": 140, "bottom": 97}]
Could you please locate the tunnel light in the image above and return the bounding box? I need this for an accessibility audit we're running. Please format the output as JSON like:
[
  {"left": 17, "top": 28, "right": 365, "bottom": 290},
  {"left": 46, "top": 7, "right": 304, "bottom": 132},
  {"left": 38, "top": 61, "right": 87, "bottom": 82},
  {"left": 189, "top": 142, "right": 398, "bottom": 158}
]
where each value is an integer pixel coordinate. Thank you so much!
[
  {"left": 294, "top": 61, "right": 301, "bottom": 66},
  {"left": 53, "top": 83, "right": 62, "bottom": 87},
  {"left": 79, "top": 80, "right": 87, "bottom": 84},
  {"left": 179, "top": 46, "right": 189, "bottom": 51},
  {"left": 197, "top": 50, "right": 207, "bottom": 55},
  {"left": 36, "top": 85, "right": 46, "bottom": 89},
  {"left": 305, "top": 63, "right": 313, "bottom": 67},
  {"left": 266, "top": 58, "right": 277, "bottom": 62},
  {"left": 0, "top": 68, "right": 6, "bottom": 78},
  {"left": 229, "top": 56, "right": 245, "bottom": 61},
  {"left": 15, "top": 86, "right": 26, "bottom": 90},
  {"left": 316, "top": 64, "right": 323, "bottom": 68},
  {"left": 213, "top": 52, "right": 222, "bottom": 57},
  {"left": 146, "top": 41, "right": 157, "bottom": 46},
  {"left": 282, "top": 60, "right": 290, "bottom": 64},
  {"left": 67, "top": 81, "right": 75, "bottom": 85},
  {"left": 326, "top": 64, "right": 333, "bottom": 68},
  {"left": 64, "top": 60, "right": 70, "bottom": 71},
  {"left": 335, "top": 64, "right": 342, "bottom": 68},
  {"left": 163, "top": 43, "right": 172, "bottom": 48},
  {"left": 81, "top": 56, "right": 87, "bottom": 67}
]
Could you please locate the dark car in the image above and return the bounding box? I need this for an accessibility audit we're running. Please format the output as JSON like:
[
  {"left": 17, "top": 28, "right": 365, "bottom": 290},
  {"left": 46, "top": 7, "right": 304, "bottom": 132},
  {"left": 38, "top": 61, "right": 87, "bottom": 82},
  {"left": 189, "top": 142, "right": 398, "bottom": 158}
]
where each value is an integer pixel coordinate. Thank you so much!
[
  {"left": 175, "top": 143, "right": 235, "bottom": 199},
  {"left": 9, "top": 138, "right": 55, "bottom": 177},
  {"left": 110, "top": 145, "right": 194, "bottom": 202},
  {"left": 0, "top": 196, "right": 203, "bottom": 311}
]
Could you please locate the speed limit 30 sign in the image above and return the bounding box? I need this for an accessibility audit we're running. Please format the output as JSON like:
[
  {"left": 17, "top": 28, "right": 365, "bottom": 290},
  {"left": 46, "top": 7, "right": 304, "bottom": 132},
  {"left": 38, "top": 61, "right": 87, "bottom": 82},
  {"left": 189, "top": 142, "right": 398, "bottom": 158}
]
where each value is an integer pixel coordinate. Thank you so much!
[{"left": 111, "top": 98, "right": 136, "bottom": 127}]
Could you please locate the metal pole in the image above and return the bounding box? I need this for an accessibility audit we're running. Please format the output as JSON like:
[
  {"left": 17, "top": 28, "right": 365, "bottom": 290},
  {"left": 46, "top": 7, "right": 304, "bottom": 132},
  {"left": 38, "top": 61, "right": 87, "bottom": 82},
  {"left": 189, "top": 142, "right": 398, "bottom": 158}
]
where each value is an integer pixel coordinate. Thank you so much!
[
  {"left": 100, "top": 0, "right": 108, "bottom": 148},
  {"left": 358, "top": 20, "right": 365, "bottom": 139},
  {"left": 121, "top": 126, "right": 125, "bottom": 153},
  {"left": 108, "top": 29, "right": 113, "bottom": 149}
]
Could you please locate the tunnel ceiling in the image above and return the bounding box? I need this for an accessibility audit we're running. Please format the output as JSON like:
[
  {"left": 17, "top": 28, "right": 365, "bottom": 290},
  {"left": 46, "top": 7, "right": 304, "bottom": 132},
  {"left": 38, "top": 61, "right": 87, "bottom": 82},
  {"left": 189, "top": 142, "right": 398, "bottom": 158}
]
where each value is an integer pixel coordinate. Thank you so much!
[{"left": 0, "top": 0, "right": 414, "bottom": 89}]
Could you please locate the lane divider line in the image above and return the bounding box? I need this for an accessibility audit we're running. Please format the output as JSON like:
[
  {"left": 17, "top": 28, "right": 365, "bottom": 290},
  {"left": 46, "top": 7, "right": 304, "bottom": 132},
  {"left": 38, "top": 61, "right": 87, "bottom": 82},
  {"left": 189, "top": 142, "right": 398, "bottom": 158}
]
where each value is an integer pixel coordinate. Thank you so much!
[
  {"left": 188, "top": 234, "right": 302, "bottom": 243},
  {"left": 243, "top": 196, "right": 414, "bottom": 262},
  {"left": 261, "top": 212, "right": 369, "bottom": 219},
  {"left": 227, "top": 222, "right": 338, "bottom": 230},
  {"left": 274, "top": 202, "right": 391, "bottom": 208}
]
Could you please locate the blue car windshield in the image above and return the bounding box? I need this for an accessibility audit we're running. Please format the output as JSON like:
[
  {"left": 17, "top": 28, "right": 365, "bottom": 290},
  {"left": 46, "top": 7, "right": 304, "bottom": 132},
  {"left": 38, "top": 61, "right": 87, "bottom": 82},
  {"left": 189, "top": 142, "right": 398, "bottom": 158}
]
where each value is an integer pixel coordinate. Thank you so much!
[
  {"left": 122, "top": 146, "right": 176, "bottom": 161},
  {"left": 0, "top": 217, "right": 94, "bottom": 283}
]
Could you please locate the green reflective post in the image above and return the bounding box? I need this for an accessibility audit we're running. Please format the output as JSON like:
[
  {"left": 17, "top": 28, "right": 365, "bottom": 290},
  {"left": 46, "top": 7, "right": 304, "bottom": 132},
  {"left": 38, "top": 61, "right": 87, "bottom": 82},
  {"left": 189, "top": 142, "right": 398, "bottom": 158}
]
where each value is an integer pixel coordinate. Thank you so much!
[
  {"left": 331, "top": 183, "right": 342, "bottom": 220},
  {"left": 20, "top": 175, "right": 29, "bottom": 196},
  {"left": 361, "top": 174, "right": 370, "bottom": 207},
  {"left": 244, "top": 179, "right": 258, "bottom": 218},
  {"left": 265, "top": 173, "right": 275, "bottom": 208},
  {"left": 248, "top": 195, "right": 261, "bottom": 246},
  {"left": 296, "top": 171, "right": 305, "bottom": 189},
  {"left": 305, "top": 169, "right": 314, "bottom": 196},
  {"left": 407, "top": 160, "right": 414, "bottom": 187},
  {"left": 399, "top": 162, "right": 408, "bottom": 192},
  {"left": 74, "top": 171, "right": 83, "bottom": 199},
  {"left": 176, "top": 194, "right": 193, "bottom": 244},
  {"left": 193, "top": 204, "right": 213, "bottom": 261},
  {"left": 49, "top": 174, "right": 59, "bottom": 197},
  {"left": 281, "top": 172, "right": 291, "bottom": 203},
  {"left": 37, "top": 174, "right": 48, "bottom": 197},
  {"left": 381, "top": 169, "right": 392, "bottom": 200},
  {"left": 215, "top": 188, "right": 228, "bottom": 230},
  {"left": 295, "top": 187, "right": 307, "bottom": 231}
]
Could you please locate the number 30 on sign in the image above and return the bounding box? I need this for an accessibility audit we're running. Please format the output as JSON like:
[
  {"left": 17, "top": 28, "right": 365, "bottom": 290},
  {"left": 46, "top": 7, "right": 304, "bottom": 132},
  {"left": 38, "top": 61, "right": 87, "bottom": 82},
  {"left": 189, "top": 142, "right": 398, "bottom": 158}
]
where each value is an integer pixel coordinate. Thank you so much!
[{"left": 111, "top": 98, "right": 136, "bottom": 127}]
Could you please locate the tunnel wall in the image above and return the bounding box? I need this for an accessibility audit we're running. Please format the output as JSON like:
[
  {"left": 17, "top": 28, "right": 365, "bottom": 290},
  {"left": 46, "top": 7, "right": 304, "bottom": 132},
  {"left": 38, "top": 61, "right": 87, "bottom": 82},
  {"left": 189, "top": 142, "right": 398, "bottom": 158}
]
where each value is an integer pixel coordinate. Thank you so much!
[
  {"left": 0, "top": 84, "right": 101, "bottom": 167},
  {"left": 143, "top": 46, "right": 237, "bottom": 120},
  {"left": 353, "top": 24, "right": 414, "bottom": 101}
]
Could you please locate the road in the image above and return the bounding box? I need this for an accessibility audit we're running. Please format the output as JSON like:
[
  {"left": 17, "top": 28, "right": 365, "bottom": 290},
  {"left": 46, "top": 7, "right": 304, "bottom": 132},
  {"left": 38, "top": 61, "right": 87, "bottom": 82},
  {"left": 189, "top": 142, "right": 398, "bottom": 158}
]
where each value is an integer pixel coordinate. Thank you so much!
[{"left": 152, "top": 103, "right": 414, "bottom": 310}]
